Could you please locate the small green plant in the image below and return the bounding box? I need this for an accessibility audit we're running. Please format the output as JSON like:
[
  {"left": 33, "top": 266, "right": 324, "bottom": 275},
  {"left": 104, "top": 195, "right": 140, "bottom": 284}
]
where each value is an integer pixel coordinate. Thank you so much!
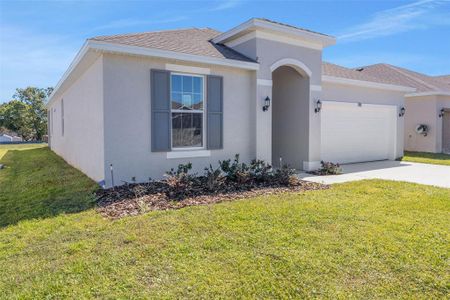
[
  {"left": 273, "top": 164, "right": 297, "bottom": 185},
  {"left": 166, "top": 162, "right": 193, "bottom": 176},
  {"left": 317, "top": 161, "right": 342, "bottom": 175},
  {"left": 164, "top": 163, "right": 196, "bottom": 198},
  {"left": 219, "top": 154, "right": 250, "bottom": 183},
  {"left": 204, "top": 164, "right": 226, "bottom": 191},
  {"left": 249, "top": 159, "right": 273, "bottom": 183}
]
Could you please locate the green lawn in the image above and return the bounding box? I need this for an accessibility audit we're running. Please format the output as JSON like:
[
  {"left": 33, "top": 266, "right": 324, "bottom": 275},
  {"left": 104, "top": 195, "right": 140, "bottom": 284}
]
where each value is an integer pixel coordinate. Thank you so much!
[
  {"left": 402, "top": 151, "right": 450, "bottom": 166},
  {"left": 0, "top": 144, "right": 98, "bottom": 227},
  {"left": 0, "top": 145, "right": 449, "bottom": 298}
]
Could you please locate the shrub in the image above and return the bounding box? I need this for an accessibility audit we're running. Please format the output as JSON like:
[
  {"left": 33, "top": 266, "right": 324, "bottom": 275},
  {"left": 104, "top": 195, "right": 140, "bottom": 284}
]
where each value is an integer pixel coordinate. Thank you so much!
[
  {"left": 249, "top": 159, "right": 273, "bottom": 183},
  {"left": 219, "top": 154, "right": 251, "bottom": 184},
  {"left": 164, "top": 163, "right": 196, "bottom": 199},
  {"left": 273, "top": 164, "right": 297, "bottom": 185},
  {"left": 204, "top": 164, "right": 226, "bottom": 191},
  {"left": 317, "top": 161, "right": 342, "bottom": 175}
]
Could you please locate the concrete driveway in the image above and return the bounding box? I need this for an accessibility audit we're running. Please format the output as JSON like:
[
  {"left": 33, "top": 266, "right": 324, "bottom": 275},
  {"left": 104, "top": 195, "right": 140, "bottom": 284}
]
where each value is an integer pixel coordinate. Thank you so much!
[{"left": 298, "top": 160, "right": 450, "bottom": 188}]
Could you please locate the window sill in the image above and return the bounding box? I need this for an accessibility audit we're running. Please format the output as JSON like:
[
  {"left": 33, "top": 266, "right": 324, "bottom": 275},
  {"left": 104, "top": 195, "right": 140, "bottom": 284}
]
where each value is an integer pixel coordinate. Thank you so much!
[{"left": 166, "top": 150, "right": 211, "bottom": 159}]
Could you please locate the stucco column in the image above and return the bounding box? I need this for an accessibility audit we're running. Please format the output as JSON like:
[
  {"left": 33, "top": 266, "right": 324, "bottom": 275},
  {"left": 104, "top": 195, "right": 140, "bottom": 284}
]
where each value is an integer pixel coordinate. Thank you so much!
[
  {"left": 305, "top": 89, "right": 322, "bottom": 170},
  {"left": 255, "top": 81, "right": 272, "bottom": 164}
]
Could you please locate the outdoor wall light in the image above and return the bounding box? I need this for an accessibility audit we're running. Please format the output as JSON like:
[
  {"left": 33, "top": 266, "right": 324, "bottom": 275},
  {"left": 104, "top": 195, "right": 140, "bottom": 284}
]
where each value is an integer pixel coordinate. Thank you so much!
[
  {"left": 399, "top": 107, "right": 406, "bottom": 117},
  {"left": 263, "top": 96, "right": 271, "bottom": 111},
  {"left": 314, "top": 99, "right": 322, "bottom": 113},
  {"left": 438, "top": 108, "right": 445, "bottom": 118}
]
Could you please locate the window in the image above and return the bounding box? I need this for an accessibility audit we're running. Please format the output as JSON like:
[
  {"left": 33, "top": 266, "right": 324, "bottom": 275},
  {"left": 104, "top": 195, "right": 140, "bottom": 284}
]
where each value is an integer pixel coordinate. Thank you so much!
[
  {"left": 61, "top": 99, "right": 64, "bottom": 136},
  {"left": 170, "top": 74, "right": 204, "bottom": 148},
  {"left": 51, "top": 108, "right": 54, "bottom": 135}
]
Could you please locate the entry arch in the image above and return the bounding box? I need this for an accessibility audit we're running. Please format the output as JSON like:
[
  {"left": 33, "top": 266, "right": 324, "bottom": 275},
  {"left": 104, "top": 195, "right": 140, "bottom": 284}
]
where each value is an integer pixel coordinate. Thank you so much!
[
  {"left": 271, "top": 59, "right": 311, "bottom": 169},
  {"left": 270, "top": 58, "right": 312, "bottom": 78}
]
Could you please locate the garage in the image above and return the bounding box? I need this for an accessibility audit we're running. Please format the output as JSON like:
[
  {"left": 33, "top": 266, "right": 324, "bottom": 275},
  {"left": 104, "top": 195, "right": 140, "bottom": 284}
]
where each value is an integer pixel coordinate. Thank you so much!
[{"left": 320, "top": 101, "right": 397, "bottom": 164}]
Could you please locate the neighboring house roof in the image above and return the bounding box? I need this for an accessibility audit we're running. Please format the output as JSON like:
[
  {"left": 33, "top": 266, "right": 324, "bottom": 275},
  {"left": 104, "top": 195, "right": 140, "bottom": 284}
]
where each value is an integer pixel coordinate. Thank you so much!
[
  {"left": 353, "top": 63, "right": 450, "bottom": 95},
  {"left": 434, "top": 75, "right": 450, "bottom": 84},
  {"left": 90, "top": 28, "right": 256, "bottom": 63}
]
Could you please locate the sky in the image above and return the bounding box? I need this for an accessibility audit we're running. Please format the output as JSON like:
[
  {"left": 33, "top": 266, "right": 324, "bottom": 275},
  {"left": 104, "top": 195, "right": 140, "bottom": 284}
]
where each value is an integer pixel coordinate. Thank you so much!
[{"left": 1, "top": 0, "right": 450, "bottom": 102}]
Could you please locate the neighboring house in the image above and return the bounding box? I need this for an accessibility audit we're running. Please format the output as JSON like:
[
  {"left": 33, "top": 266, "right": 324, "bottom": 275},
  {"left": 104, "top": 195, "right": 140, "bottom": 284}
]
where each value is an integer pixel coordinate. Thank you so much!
[
  {"left": 355, "top": 64, "right": 450, "bottom": 154},
  {"left": 0, "top": 134, "right": 23, "bottom": 143},
  {"left": 46, "top": 18, "right": 414, "bottom": 187},
  {"left": 0, "top": 135, "right": 13, "bottom": 143}
]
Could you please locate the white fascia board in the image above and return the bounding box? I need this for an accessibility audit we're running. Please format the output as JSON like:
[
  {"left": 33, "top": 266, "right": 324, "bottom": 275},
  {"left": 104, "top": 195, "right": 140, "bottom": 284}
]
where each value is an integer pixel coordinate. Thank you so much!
[
  {"left": 213, "top": 18, "right": 336, "bottom": 47},
  {"left": 322, "top": 75, "right": 416, "bottom": 93},
  {"left": 405, "top": 91, "right": 450, "bottom": 97},
  {"left": 46, "top": 40, "right": 259, "bottom": 107},
  {"left": 89, "top": 40, "right": 259, "bottom": 70}
]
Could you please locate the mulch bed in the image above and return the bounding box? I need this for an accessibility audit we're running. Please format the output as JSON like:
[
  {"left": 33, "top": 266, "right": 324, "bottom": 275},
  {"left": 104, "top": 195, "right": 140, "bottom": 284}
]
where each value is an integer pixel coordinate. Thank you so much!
[{"left": 96, "top": 179, "right": 328, "bottom": 219}]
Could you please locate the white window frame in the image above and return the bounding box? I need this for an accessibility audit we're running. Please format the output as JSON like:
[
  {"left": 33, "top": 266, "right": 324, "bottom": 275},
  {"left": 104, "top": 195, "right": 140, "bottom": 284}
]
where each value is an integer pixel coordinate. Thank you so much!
[{"left": 170, "top": 72, "right": 206, "bottom": 151}]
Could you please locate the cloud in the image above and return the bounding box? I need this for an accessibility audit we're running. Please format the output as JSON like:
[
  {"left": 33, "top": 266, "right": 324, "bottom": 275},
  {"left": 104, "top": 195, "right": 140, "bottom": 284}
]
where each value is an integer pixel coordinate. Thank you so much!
[
  {"left": 90, "top": 1, "right": 240, "bottom": 33},
  {"left": 0, "top": 26, "right": 78, "bottom": 102},
  {"left": 337, "top": 0, "right": 450, "bottom": 42},
  {"left": 208, "top": 0, "right": 241, "bottom": 11}
]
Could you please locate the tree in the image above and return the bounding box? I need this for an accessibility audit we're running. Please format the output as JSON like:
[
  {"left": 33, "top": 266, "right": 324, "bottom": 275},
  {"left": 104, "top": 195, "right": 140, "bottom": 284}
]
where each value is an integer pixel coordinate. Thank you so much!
[
  {"left": 0, "top": 87, "right": 53, "bottom": 140},
  {"left": 13, "top": 87, "right": 53, "bottom": 140},
  {"left": 0, "top": 100, "right": 33, "bottom": 139}
]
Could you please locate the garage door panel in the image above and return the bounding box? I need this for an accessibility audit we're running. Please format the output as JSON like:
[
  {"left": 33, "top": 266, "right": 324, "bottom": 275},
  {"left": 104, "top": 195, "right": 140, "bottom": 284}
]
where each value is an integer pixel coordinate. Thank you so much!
[{"left": 321, "top": 101, "right": 396, "bottom": 164}]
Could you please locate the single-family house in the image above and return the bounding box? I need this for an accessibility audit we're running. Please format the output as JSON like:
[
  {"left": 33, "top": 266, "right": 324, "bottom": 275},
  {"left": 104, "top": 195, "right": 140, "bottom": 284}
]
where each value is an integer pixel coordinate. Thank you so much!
[
  {"left": 0, "top": 134, "right": 13, "bottom": 143},
  {"left": 0, "top": 134, "right": 23, "bottom": 143},
  {"left": 46, "top": 18, "right": 415, "bottom": 187}
]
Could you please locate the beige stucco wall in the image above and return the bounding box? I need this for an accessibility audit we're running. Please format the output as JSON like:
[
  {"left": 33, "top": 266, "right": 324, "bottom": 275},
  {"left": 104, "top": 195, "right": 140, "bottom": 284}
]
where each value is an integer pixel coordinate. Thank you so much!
[
  {"left": 272, "top": 66, "right": 310, "bottom": 169},
  {"left": 49, "top": 55, "right": 105, "bottom": 182},
  {"left": 102, "top": 53, "right": 256, "bottom": 186},
  {"left": 404, "top": 95, "right": 450, "bottom": 153},
  {"left": 321, "top": 82, "right": 405, "bottom": 159},
  {"left": 231, "top": 36, "right": 322, "bottom": 167}
]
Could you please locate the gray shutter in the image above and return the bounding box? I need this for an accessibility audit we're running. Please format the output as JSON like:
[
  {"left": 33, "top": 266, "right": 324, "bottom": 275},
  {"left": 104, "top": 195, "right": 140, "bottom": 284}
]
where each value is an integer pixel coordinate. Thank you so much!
[
  {"left": 151, "top": 69, "right": 171, "bottom": 152},
  {"left": 207, "top": 75, "right": 223, "bottom": 149}
]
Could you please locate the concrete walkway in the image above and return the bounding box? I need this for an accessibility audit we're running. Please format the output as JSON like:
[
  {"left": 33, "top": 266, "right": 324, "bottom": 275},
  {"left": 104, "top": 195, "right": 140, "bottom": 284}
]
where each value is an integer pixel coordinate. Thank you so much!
[{"left": 298, "top": 160, "right": 450, "bottom": 188}]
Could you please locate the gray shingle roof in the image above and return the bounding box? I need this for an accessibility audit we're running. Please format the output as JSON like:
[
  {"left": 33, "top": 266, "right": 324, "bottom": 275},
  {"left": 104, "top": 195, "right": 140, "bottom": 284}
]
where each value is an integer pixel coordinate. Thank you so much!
[
  {"left": 353, "top": 64, "right": 450, "bottom": 93},
  {"left": 90, "top": 28, "right": 256, "bottom": 63},
  {"left": 434, "top": 75, "right": 450, "bottom": 84},
  {"left": 322, "top": 62, "right": 398, "bottom": 85}
]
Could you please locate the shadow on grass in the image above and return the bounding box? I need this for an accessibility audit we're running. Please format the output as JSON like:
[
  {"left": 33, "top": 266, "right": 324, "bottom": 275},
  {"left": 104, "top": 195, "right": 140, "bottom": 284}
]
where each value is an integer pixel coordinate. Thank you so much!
[{"left": 0, "top": 147, "right": 99, "bottom": 227}]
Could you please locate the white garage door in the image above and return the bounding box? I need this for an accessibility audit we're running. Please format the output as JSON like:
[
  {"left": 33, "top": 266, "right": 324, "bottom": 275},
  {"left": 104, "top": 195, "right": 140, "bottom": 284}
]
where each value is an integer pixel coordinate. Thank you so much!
[{"left": 321, "top": 101, "right": 397, "bottom": 164}]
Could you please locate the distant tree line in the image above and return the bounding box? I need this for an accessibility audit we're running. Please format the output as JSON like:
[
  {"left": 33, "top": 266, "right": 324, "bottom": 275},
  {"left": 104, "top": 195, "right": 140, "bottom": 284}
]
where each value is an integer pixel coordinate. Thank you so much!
[{"left": 0, "top": 87, "right": 53, "bottom": 141}]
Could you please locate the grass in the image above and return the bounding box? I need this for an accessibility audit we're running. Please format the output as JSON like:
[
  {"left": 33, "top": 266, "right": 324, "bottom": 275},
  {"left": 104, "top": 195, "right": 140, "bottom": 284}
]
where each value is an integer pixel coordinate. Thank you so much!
[
  {"left": 402, "top": 151, "right": 450, "bottom": 166},
  {"left": 0, "top": 145, "right": 449, "bottom": 298},
  {"left": 0, "top": 144, "right": 98, "bottom": 227}
]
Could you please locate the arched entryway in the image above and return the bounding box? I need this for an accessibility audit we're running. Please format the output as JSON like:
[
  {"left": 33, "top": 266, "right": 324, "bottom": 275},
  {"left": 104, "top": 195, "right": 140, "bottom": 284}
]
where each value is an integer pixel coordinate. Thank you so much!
[{"left": 271, "top": 60, "right": 310, "bottom": 169}]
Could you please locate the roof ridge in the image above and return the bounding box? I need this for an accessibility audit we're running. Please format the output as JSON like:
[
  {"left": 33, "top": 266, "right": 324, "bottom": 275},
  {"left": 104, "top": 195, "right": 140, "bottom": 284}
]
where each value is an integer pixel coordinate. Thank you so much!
[
  {"left": 382, "top": 64, "right": 441, "bottom": 91},
  {"left": 324, "top": 61, "right": 396, "bottom": 84},
  {"left": 90, "top": 27, "right": 206, "bottom": 40}
]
